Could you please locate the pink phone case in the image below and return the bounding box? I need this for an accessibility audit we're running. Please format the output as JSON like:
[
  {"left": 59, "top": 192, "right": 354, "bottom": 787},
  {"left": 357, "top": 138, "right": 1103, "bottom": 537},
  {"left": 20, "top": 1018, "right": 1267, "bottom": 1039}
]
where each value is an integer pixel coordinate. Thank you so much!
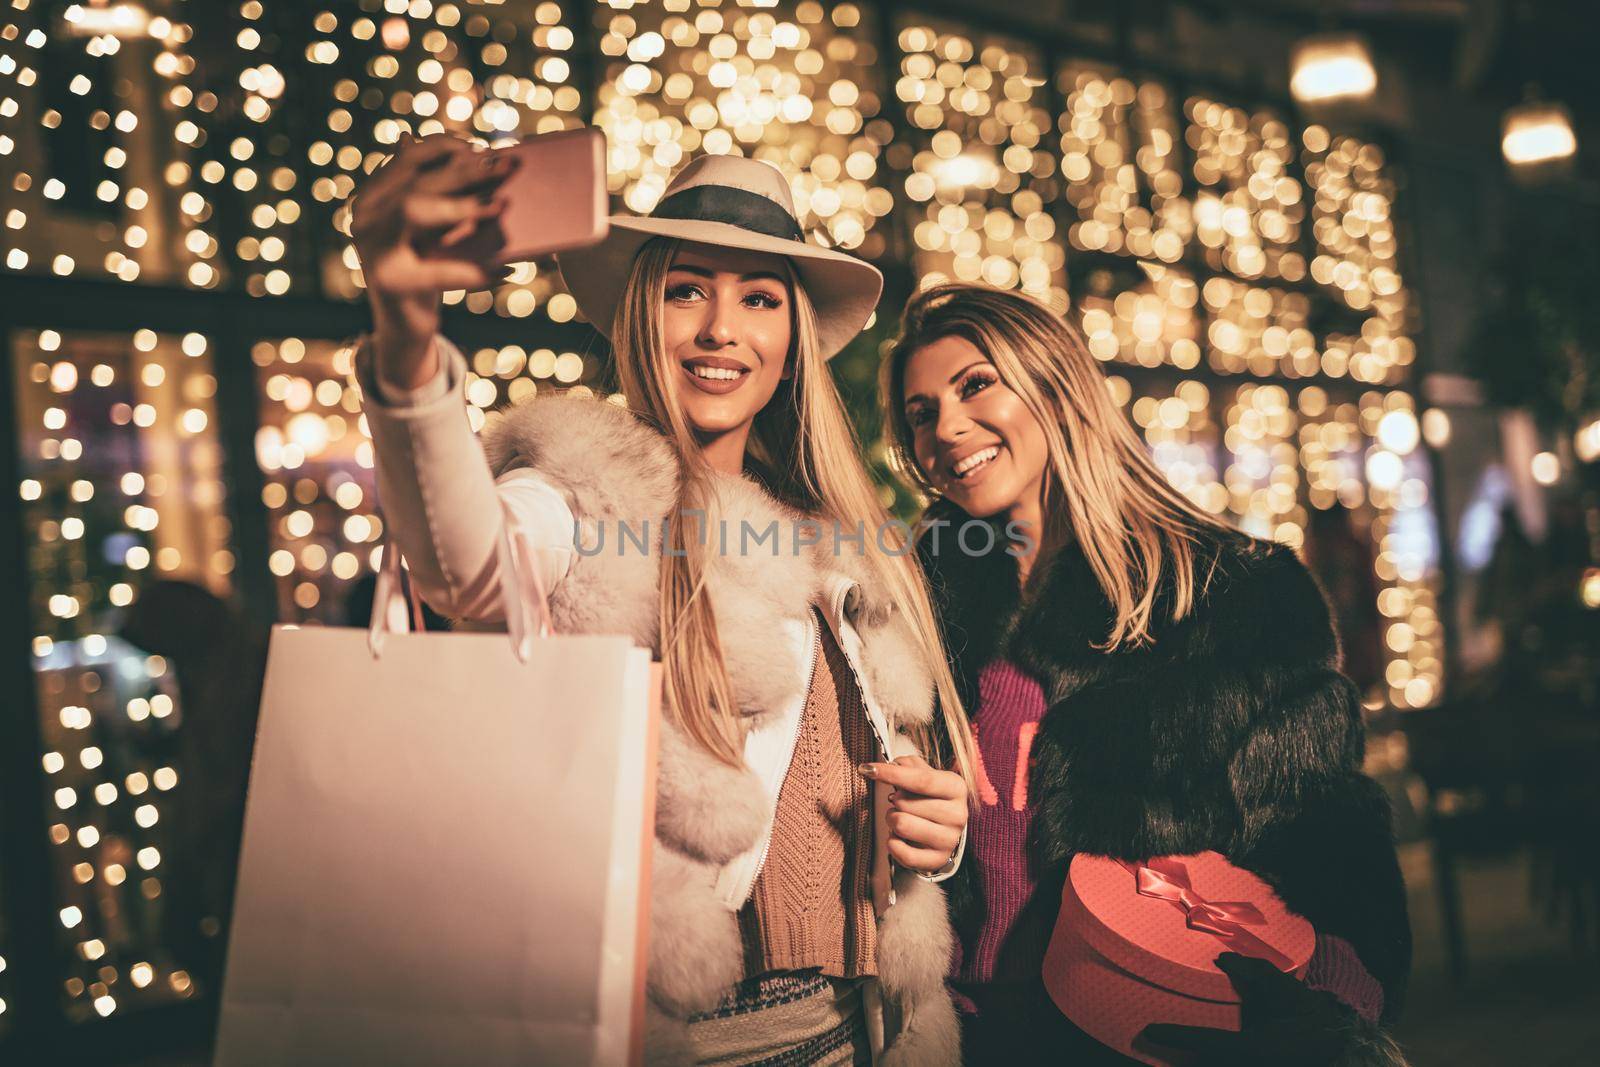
[{"left": 438, "top": 127, "right": 609, "bottom": 264}]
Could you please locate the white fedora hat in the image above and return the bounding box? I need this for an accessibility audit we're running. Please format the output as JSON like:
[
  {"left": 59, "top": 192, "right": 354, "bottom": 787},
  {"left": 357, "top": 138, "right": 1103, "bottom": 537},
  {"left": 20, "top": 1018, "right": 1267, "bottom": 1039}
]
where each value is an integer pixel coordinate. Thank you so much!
[{"left": 557, "top": 155, "right": 884, "bottom": 360}]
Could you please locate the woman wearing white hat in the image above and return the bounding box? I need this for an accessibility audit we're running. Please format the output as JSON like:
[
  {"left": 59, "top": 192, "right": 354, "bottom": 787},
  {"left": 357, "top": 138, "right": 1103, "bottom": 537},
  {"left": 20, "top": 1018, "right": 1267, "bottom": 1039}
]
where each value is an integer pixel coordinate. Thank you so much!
[{"left": 351, "top": 136, "right": 974, "bottom": 1065}]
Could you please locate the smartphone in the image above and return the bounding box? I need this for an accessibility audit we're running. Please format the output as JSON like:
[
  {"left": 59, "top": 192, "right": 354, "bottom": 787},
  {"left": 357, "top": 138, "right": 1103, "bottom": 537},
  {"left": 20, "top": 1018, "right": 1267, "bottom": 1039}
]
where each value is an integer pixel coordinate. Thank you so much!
[{"left": 438, "top": 127, "right": 609, "bottom": 264}]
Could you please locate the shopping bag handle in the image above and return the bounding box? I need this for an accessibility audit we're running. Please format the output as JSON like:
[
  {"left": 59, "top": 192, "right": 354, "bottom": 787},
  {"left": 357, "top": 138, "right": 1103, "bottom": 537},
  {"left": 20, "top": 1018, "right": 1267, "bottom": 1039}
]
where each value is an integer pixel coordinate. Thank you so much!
[
  {"left": 493, "top": 499, "right": 556, "bottom": 660},
  {"left": 366, "top": 536, "right": 420, "bottom": 658},
  {"left": 367, "top": 502, "right": 555, "bottom": 662}
]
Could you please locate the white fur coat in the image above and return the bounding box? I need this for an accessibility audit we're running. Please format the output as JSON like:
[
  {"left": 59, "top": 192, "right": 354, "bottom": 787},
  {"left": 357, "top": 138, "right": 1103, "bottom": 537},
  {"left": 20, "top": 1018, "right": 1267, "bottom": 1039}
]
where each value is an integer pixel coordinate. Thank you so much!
[{"left": 479, "top": 394, "right": 960, "bottom": 1065}]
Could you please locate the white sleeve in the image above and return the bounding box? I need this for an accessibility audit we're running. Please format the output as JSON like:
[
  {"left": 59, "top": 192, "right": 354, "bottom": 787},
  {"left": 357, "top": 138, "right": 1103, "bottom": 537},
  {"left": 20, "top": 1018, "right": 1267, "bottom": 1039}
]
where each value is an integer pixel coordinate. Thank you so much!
[
  {"left": 494, "top": 467, "right": 576, "bottom": 596},
  {"left": 368, "top": 345, "right": 452, "bottom": 407},
  {"left": 357, "top": 333, "right": 573, "bottom": 620}
]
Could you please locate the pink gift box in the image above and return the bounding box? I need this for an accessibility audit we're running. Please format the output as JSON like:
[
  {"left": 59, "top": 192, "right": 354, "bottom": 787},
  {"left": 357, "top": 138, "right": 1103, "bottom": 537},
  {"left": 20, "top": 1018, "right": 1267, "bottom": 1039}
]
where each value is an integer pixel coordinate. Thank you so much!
[{"left": 1042, "top": 850, "right": 1315, "bottom": 1065}]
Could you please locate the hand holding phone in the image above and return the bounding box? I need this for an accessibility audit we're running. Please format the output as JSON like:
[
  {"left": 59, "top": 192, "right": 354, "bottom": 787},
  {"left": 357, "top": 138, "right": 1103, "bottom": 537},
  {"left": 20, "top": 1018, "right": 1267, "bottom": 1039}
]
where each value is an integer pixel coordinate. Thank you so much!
[
  {"left": 434, "top": 127, "right": 609, "bottom": 265},
  {"left": 350, "top": 129, "right": 609, "bottom": 391}
]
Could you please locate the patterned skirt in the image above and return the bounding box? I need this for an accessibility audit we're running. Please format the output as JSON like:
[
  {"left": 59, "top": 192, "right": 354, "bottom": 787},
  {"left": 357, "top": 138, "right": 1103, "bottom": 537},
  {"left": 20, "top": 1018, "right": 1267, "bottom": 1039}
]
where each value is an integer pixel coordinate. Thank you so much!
[{"left": 685, "top": 971, "right": 872, "bottom": 1066}]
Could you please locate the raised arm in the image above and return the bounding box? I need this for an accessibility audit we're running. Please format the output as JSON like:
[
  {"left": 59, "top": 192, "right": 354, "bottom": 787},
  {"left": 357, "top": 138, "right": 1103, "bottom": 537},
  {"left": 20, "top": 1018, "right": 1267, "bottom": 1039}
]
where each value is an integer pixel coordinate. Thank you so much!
[
  {"left": 356, "top": 337, "right": 573, "bottom": 622},
  {"left": 351, "top": 134, "right": 570, "bottom": 622}
]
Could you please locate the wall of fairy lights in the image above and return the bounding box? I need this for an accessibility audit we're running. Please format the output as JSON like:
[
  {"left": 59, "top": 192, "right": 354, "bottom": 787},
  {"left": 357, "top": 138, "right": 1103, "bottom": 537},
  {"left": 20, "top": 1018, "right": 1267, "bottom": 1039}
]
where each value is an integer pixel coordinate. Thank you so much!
[
  {"left": 11, "top": 326, "right": 225, "bottom": 1025},
  {"left": 1, "top": 0, "right": 1442, "bottom": 1032}
]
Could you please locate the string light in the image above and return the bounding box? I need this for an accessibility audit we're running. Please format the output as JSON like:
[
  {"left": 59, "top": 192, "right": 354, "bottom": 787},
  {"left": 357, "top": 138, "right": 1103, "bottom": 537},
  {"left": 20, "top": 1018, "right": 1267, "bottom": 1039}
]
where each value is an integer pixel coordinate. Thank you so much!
[
  {"left": 1079, "top": 262, "right": 1201, "bottom": 370},
  {"left": 1058, "top": 68, "right": 1189, "bottom": 268},
  {"left": 1187, "top": 96, "right": 1306, "bottom": 283},
  {"left": 253, "top": 338, "right": 386, "bottom": 618},
  {"left": 1200, "top": 275, "right": 1317, "bottom": 376},
  {"left": 899, "top": 20, "right": 1064, "bottom": 308},
  {"left": 14, "top": 326, "right": 225, "bottom": 1021},
  {"left": 1530, "top": 450, "right": 1561, "bottom": 486},
  {"left": 1574, "top": 416, "right": 1600, "bottom": 463},
  {"left": 1131, "top": 379, "right": 1226, "bottom": 516},
  {"left": 1581, "top": 568, "right": 1600, "bottom": 611},
  {"left": 1359, "top": 389, "right": 1441, "bottom": 709},
  {"left": 1224, "top": 383, "right": 1303, "bottom": 547},
  {"left": 596, "top": 0, "right": 891, "bottom": 264},
  {"left": 1303, "top": 126, "right": 1409, "bottom": 329}
]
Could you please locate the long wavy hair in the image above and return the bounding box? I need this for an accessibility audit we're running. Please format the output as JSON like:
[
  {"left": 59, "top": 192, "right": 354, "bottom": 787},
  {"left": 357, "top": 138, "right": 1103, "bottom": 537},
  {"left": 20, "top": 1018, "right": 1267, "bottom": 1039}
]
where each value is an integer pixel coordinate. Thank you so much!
[
  {"left": 880, "top": 283, "right": 1234, "bottom": 649},
  {"left": 611, "top": 240, "right": 975, "bottom": 783}
]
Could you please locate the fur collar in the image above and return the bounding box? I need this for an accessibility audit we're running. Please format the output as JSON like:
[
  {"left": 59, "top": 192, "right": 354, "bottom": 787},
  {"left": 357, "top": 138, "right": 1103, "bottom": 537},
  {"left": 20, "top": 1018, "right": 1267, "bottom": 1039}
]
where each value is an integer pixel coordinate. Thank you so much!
[
  {"left": 917, "top": 498, "right": 1327, "bottom": 700},
  {"left": 480, "top": 393, "right": 934, "bottom": 730},
  {"left": 918, "top": 498, "right": 1362, "bottom": 858}
]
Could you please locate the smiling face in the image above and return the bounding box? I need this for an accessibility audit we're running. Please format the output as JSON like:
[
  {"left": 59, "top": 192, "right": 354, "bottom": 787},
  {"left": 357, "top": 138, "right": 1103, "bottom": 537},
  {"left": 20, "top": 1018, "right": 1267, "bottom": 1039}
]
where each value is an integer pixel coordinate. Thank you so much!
[
  {"left": 659, "top": 242, "right": 794, "bottom": 448},
  {"left": 901, "top": 333, "right": 1051, "bottom": 521}
]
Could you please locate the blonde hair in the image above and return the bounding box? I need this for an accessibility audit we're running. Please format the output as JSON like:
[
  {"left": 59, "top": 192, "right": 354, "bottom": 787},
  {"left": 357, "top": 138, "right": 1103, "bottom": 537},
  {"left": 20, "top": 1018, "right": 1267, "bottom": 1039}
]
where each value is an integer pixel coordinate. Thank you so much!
[
  {"left": 881, "top": 283, "right": 1233, "bottom": 649},
  {"left": 613, "top": 240, "right": 975, "bottom": 784}
]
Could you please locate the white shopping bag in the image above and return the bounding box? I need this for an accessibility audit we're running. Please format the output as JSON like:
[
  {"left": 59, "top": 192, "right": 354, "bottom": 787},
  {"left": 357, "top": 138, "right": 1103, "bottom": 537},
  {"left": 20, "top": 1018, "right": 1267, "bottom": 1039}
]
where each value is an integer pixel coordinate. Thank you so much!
[{"left": 216, "top": 528, "right": 658, "bottom": 1067}]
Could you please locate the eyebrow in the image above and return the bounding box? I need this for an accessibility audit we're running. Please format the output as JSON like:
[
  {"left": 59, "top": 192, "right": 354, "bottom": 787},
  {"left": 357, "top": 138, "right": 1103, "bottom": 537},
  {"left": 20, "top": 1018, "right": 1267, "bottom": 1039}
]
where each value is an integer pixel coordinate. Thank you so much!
[
  {"left": 903, "top": 360, "right": 991, "bottom": 407},
  {"left": 668, "top": 264, "right": 786, "bottom": 284}
]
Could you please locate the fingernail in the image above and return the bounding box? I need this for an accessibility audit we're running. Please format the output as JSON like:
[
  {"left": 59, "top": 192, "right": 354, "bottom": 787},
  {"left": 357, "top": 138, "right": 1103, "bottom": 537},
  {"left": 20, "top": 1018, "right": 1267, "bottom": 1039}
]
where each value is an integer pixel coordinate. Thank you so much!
[{"left": 857, "top": 763, "right": 878, "bottom": 779}]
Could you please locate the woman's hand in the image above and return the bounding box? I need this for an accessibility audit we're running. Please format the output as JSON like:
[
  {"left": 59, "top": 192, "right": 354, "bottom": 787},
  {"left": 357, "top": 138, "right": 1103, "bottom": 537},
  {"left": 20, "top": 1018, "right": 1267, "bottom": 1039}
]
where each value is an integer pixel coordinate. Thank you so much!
[
  {"left": 862, "top": 754, "right": 968, "bottom": 873},
  {"left": 350, "top": 133, "right": 516, "bottom": 390},
  {"left": 1139, "top": 953, "right": 1388, "bottom": 1066}
]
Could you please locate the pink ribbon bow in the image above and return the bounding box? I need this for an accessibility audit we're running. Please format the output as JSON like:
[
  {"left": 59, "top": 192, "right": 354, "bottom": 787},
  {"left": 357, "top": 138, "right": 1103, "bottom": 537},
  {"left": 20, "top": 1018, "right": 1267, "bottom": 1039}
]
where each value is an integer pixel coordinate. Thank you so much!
[{"left": 1118, "top": 857, "right": 1295, "bottom": 971}]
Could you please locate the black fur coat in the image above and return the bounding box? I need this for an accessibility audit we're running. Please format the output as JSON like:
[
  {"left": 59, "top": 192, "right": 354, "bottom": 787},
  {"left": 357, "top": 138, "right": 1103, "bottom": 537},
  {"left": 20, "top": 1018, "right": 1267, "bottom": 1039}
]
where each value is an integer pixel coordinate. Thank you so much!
[{"left": 918, "top": 501, "right": 1412, "bottom": 1053}]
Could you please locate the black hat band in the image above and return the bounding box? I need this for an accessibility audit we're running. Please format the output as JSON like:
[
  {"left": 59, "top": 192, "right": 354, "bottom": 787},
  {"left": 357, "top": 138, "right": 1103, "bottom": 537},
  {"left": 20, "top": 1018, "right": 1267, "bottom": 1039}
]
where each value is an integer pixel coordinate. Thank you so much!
[{"left": 650, "top": 184, "right": 803, "bottom": 242}]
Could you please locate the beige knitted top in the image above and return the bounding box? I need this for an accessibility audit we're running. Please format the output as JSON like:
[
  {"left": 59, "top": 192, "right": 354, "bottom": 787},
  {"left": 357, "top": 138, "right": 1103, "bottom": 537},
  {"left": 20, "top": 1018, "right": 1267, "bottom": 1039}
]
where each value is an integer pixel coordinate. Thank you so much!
[{"left": 739, "top": 611, "right": 879, "bottom": 979}]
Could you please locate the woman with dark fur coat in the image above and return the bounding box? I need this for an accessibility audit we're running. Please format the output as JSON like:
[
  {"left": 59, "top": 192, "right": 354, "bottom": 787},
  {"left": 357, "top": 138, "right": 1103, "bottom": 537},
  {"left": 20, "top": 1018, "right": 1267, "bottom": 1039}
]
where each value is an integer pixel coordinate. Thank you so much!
[{"left": 880, "top": 284, "right": 1411, "bottom": 1065}]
